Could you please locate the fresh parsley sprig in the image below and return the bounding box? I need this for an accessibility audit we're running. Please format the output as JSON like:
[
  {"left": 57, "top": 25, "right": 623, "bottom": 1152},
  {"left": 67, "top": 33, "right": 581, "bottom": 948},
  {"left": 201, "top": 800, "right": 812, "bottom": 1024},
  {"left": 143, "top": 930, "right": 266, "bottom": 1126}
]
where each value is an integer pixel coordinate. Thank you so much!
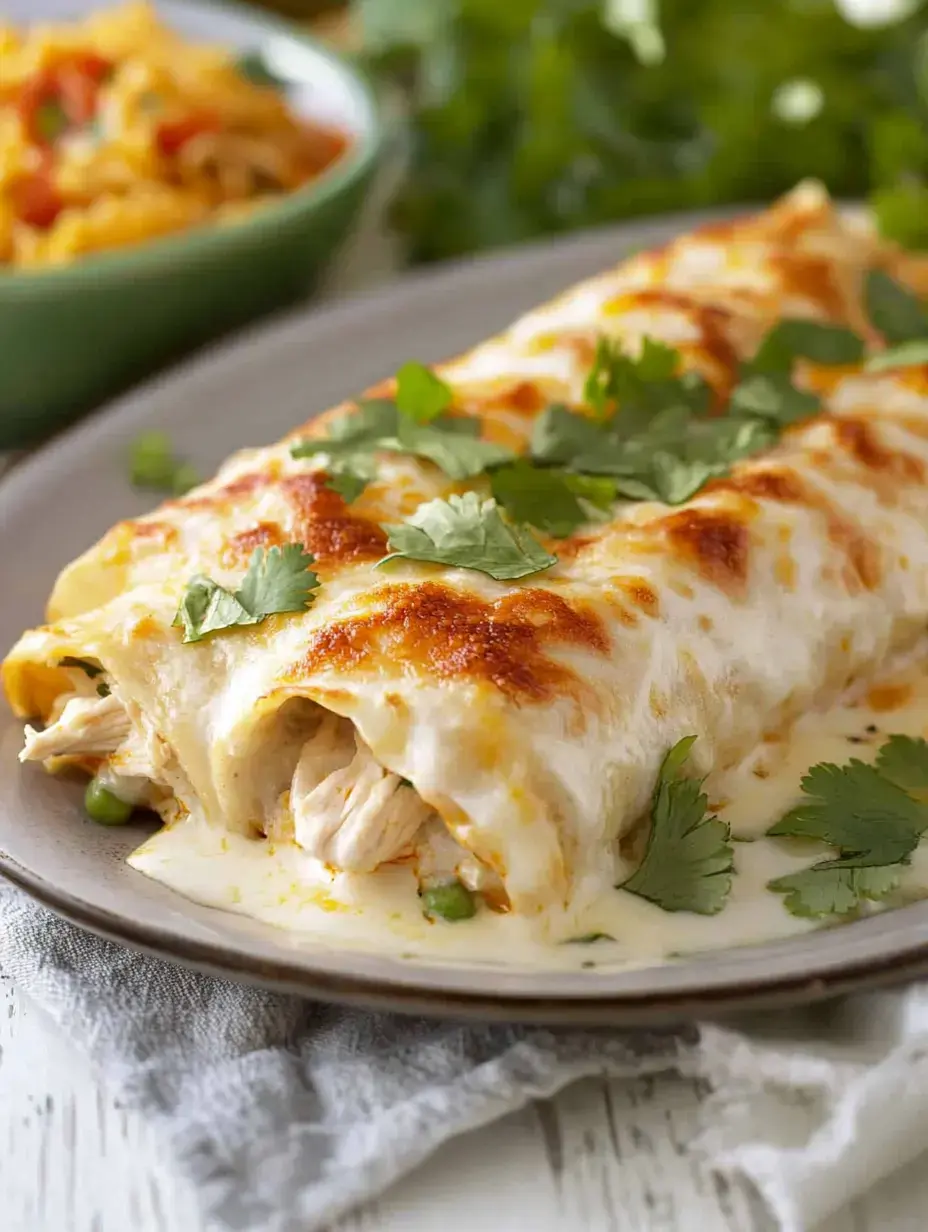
[
  {"left": 378, "top": 492, "right": 557, "bottom": 580},
  {"left": 174, "top": 544, "right": 320, "bottom": 643},
  {"left": 620, "top": 737, "right": 734, "bottom": 915},
  {"left": 766, "top": 735, "right": 928, "bottom": 918}
]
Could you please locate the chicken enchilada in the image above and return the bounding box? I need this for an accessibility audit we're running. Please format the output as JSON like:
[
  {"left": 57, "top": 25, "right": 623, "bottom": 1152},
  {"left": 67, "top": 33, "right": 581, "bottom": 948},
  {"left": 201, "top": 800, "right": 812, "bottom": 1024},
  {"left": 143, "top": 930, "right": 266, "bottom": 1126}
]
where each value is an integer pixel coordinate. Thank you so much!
[{"left": 8, "top": 181, "right": 928, "bottom": 966}]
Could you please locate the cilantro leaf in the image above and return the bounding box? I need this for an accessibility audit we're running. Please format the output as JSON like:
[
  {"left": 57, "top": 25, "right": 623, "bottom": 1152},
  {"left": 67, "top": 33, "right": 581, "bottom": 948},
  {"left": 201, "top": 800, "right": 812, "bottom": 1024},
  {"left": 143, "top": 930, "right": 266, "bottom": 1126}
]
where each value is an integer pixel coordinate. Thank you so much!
[
  {"left": 173, "top": 578, "right": 253, "bottom": 644},
  {"left": 531, "top": 393, "right": 777, "bottom": 507},
  {"left": 865, "top": 270, "right": 928, "bottom": 345},
  {"left": 291, "top": 401, "right": 399, "bottom": 458},
  {"left": 395, "top": 361, "right": 454, "bottom": 423},
  {"left": 563, "top": 472, "right": 620, "bottom": 511},
  {"left": 174, "top": 544, "right": 320, "bottom": 643},
  {"left": 875, "top": 735, "right": 928, "bottom": 798},
  {"left": 378, "top": 492, "right": 557, "bottom": 580},
  {"left": 865, "top": 339, "right": 928, "bottom": 372},
  {"left": 766, "top": 759, "right": 927, "bottom": 867},
  {"left": 292, "top": 399, "right": 513, "bottom": 482},
  {"left": 583, "top": 335, "right": 708, "bottom": 422},
  {"left": 324, "top": 455, "right": 377, "bottom": 503},
  {"left": 620, "top": 736, "right": 734, "bottom": 915},
  {"left": 490, "top": 460, "right": 612, "bottom": 536},
  {"left": 395, "top": 418, "right": 515, "bottom": 478},
  {"left": 236, "top": 544, "right": 320, "bottom": 618},
  {"left": 768, "top": 864, "right": 901, "bottom": 920},
  {"left": 728, "top": 372, "right": 821, "bottom": 426},
  {"left": 564, "top": 932, "right": 615, "bottom": 944},
  {"left": 530, "top": 404, "right": 606, "bottom": 464},
  {"left": 750, "top": 319, "right": 865, "bottom": 373},
  {"left": 576, "top": 413, "right": 773, "bottom": 498},
  {"left": 130, "top": 431, "right": 200, "bottom": 496},
  {"left": 328, "top": 399, "right": 400, "bottom": 443}
]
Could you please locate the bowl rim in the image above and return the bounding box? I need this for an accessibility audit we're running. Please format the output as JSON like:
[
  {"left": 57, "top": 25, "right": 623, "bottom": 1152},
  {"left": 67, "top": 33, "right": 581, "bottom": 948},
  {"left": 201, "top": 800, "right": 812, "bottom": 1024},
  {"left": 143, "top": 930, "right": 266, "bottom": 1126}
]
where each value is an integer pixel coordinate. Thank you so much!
[{"left": 0, "top": 0, "right": 383, "bottom": 296}]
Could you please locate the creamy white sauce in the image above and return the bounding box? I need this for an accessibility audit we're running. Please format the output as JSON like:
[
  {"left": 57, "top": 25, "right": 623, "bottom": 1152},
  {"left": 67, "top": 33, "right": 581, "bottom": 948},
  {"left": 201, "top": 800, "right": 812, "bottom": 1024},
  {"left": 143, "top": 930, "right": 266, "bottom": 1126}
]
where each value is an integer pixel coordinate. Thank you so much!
[{"left": 128, "top": 662, "right": 928, "bottom": 971}]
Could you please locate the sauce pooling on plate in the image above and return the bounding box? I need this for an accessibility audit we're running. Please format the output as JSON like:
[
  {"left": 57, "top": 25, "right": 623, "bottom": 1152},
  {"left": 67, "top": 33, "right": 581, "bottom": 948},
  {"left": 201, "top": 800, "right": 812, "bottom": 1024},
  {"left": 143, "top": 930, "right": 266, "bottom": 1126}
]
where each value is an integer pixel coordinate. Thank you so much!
[{"left": 128, "top": 658, "right": 928, "bottom": 971}]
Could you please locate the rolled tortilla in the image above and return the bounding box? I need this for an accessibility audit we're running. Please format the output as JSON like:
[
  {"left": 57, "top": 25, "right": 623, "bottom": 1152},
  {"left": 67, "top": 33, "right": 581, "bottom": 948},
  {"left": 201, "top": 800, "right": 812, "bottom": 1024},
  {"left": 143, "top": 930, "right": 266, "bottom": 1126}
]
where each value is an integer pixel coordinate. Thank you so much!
[{"left": 7, "top": 181, "right": 928, "bottom": 919}]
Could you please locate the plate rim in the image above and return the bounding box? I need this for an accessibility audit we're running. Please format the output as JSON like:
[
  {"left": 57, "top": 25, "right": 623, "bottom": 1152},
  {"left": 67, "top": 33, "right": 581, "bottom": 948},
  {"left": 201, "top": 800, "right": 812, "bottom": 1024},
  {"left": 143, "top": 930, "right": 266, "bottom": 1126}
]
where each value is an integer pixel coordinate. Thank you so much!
[{"left": 6, "top": 204, "right": 927, "bottom": 1024}]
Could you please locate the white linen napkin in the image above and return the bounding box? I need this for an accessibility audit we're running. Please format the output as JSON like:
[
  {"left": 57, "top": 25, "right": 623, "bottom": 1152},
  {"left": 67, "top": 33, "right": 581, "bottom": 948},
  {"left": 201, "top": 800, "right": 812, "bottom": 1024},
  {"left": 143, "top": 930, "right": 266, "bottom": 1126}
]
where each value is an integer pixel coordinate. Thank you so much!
[{"left": 2, "top": 882, "right": 927, "bottom": 1232}]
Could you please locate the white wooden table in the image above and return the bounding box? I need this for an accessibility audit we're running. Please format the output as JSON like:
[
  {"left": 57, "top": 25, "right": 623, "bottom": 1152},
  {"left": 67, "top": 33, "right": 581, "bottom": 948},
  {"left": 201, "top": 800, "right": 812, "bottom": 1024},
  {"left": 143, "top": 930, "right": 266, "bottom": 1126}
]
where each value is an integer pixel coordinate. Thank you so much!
[
  {"left": 3, "top": 207, "right": 928, "bottom": 1232},
  {"left": 5, "top": 971, "right": 928, "bottom": 1232}
]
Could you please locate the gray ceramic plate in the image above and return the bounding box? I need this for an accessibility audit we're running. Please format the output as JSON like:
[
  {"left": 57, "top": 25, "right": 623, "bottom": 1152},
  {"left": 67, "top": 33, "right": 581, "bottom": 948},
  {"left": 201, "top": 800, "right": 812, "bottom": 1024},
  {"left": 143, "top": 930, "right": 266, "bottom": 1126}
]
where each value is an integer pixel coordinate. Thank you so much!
[{"left": 4, "top": 213, "right": 928, "bottom": 1024}]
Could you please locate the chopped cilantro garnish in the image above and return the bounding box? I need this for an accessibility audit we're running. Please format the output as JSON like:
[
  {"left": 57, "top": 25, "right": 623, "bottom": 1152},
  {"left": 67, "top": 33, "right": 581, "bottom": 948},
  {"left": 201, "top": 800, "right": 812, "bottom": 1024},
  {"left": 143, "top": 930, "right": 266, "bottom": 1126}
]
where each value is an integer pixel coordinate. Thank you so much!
[
  {"left": 291, "top": 396, "right": 513, "bottom": 495},
  {"left": 530, "top": 391, "right": 777, "bottom": 506},
  {"left": 396, "top": 418, "right": 513, "bottom": 478},
  {"left": 767, "top": 865, "right": 901, "bottom": 920},
  {"left": 864, "top": 269, "right": 928, "bottom": 346},
  {"left": 767, "top": 760, "right": 927, "bottom": 867},
  {"left": 727, "top": 372, "right": 821, "bottom": 426},
  {"left": 378, "top": 492, "right": 556, "bottom": 580},
  {"left": 766, "top": 737, "right": 928, "bottom": 918},
  {"left": 563, "top": 932, "right": 616, "bottom": 944},
  {"left": 394, "top": 361, "right": 454, "bottom": 423},
  {"left": 130, "top": 432, "right": 200, "bottom": 496},
  {"left": 875, "top": 735, "right": 928, "bottom": 798},
  {"left": 619, "top": 736, "right": 734, "bottom": 915},
  {"left": 324, "top": 458, "right": 377, "bottom": 504},
  {"left": 490, "top": 459, "right": 612, "bottom": 536},
  {"left": 865, "top": 340, "right": 928, "bottom": 373},
  {"left": 749, "top": 319, "right": 865, "bottom": 373},
  {"left": 530, "top": 403, "right": 607, "bottom": 466},
  {"left": 174, "top": 544, "right": 319, "bottom": 643},
  {"left": 584, "top": 335, "right": 710, "bottom": 421}
]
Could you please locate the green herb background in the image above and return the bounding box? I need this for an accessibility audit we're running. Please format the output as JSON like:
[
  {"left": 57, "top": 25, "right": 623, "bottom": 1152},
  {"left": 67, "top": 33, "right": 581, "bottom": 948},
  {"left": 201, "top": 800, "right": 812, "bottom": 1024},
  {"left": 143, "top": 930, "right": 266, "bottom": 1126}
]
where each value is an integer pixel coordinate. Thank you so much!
[{"left": 355, "top": 0, "right": 928, "bottom": 264}]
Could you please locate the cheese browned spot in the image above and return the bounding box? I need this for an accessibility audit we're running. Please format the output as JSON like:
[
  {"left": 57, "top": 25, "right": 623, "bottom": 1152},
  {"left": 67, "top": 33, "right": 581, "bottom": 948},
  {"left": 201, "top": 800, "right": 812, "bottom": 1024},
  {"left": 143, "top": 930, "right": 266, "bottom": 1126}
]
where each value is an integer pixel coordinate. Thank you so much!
[
  {"left": 288, "top": 582, "right": 609, "bottom": 704},
  {"left": 125, "top": 520, "right": 178, "bottom": 544},
  {"left": 768, "top": 252, "right": 847, "bottom": 319},
  {"left": 617, "top": 578, "right": 661, "bottom": 618},
  {"left": 220, "top": 521, "right": 285, "bottom": 567},
  {"left": 661, "top": 507, "right": 752, "bottom": 593},
  {"left": 831, "top": 417, "right": 926, "bottom": 485},
  {"left": 280, "top": 473, "right": 387, "bottom": 568},
  {"left": 714, "top": 466, "right": 882, "bottom": 593}
]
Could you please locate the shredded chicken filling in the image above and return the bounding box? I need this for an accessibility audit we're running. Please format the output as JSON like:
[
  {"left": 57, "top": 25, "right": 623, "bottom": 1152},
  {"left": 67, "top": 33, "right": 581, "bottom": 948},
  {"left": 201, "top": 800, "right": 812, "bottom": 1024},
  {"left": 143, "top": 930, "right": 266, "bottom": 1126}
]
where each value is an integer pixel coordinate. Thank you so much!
[
  {"left": 21, "top": 693, "right": 131, "bottom": 762},
  {"left": 20, "top": 691, "right": 438, "bottom": 875},
  {"left": 289, "top": 716, "right": 434, "bottom": 872}
]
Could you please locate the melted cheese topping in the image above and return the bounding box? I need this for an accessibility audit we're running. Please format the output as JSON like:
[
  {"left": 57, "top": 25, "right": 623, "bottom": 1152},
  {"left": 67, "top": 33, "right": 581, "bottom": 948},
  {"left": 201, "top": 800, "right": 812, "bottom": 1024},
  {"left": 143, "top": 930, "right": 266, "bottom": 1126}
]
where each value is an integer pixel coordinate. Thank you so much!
[
  {"left": 127, "top": 657, "right": 928, "bottom": 970},
  {"left": 8, "top": 181, "right": 928, "bottom": 938}
]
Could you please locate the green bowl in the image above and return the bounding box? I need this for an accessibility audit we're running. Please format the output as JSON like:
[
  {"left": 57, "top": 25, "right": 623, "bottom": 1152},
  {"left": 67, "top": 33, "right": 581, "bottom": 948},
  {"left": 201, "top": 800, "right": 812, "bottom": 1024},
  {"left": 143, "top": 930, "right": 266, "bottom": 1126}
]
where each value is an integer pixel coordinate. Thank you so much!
[{"left": 0, "top": 0, "right": 382, "bottom": 448}]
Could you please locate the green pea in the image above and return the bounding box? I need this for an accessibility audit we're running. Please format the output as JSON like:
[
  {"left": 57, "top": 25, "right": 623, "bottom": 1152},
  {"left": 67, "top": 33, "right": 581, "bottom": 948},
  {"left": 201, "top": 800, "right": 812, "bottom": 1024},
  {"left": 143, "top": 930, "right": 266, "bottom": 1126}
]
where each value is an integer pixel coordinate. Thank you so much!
[
  {"left": 421, "top": 879, "right": 477, "bottom": 922},
  {"left": 84, "top": 778, "right": 133, "bottom": 827}
]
